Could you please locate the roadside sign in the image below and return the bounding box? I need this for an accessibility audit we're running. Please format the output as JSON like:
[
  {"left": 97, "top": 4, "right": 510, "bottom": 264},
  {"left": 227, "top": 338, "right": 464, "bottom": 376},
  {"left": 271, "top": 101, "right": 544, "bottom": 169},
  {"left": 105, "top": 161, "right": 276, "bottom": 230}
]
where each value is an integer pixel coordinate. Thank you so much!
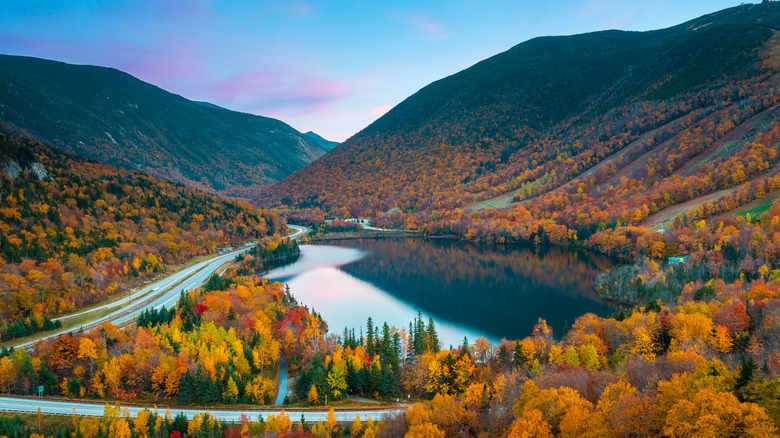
[{"left": 38, "top": 385, "right": 44, "bottom": 396}]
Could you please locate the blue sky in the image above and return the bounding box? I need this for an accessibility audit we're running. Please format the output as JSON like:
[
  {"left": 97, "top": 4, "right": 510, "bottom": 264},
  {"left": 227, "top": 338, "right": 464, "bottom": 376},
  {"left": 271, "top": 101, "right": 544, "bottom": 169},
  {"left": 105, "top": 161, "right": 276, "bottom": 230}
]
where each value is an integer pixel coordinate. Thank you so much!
[{"left": 0, "top": 1, "right": 750, "bottom": 141}]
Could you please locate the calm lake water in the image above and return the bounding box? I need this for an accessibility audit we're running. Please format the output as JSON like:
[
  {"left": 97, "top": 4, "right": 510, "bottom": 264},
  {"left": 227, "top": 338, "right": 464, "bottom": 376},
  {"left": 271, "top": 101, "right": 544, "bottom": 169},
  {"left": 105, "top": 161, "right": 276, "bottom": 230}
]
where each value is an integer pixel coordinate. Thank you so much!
[{"left": 263, "top": 238, "right": 617, "bottom": 347}]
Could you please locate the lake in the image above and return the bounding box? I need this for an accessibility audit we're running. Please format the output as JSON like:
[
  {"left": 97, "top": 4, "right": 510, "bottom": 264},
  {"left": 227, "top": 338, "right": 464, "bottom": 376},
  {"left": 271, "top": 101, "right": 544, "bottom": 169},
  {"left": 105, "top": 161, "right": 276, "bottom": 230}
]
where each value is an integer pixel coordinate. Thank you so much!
[{"left": 263, "top": 238, "right": 618, "bottom": 348}]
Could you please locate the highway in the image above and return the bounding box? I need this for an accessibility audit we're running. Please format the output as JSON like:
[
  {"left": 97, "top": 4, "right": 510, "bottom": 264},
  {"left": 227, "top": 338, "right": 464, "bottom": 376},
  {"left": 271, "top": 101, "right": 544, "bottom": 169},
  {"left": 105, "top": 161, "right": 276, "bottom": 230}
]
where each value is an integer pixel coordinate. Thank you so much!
[
  {"left": 15, "top": 225, "right": 309, "bottom": 349},
  {"left": 13, "top": 244, "right": 255, "bottom": 349},
  {"left": 2, "top": 225, "right": 347, "bottom": 420},
  {"left": 0, "top": 396, "right": 404, "bottom": 422}
]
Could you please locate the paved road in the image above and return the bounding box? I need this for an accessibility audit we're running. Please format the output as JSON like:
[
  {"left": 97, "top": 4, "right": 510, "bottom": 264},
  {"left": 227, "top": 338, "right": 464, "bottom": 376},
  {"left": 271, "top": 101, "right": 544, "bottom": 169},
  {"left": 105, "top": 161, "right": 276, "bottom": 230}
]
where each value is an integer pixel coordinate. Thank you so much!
[
  {"left": 13, "top": 244, "right": 257, "bottom": 349},
  {"left": 274, "top": 354, "right": 289, "bottom": 406},
  {"left": 271, "top": 224, "right": 307, "bottom": 407},
  {"left": 5, "top": 224, "right": 378, "bottom": 421},
  {"left": 0, "top": 396, "right": 404, "bottom": 422},
  {"left": 286, "top": 224, "right": 308, "bottom": 239},
  {"left": 15, "top": 225, "right": 310, "bottom": 350}
]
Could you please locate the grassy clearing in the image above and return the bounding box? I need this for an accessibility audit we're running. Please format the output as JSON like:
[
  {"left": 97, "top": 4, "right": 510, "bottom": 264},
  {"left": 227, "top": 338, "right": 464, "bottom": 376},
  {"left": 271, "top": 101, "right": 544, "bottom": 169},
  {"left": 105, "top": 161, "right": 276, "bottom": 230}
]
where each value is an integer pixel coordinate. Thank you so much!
[
  {"left": 0, "top": 411, "right": 76, "bottom": 431},
  {"left": 735, "top": 190, "right": 780, "bottom": 219},
  {"left": 467, "top": 192, "right": 518, "bottom": 212},
  {"left": 2, "top": 306, "right": 118, "bottom": 349}
]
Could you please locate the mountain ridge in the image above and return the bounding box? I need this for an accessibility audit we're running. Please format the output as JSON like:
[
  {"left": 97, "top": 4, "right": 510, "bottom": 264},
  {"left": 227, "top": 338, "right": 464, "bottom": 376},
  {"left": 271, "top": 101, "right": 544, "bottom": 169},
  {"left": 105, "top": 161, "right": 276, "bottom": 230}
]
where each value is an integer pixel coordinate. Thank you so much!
[
  {"left": 304, "top": 131, "right": 339, "bottom": 150},
  {"left": 0, "top": 54, "right": 327, "bottom": 199},
  {"left": 257, "top": 2, "right": 780, "bottom": 230}
]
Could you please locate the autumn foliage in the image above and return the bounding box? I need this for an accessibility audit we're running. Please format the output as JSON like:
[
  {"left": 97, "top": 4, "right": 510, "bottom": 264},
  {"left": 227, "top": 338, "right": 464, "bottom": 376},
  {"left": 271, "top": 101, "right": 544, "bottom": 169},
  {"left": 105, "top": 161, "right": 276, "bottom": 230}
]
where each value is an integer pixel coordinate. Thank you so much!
[{"left": 0, "top": 129, "right": 284, "bottom": 338}]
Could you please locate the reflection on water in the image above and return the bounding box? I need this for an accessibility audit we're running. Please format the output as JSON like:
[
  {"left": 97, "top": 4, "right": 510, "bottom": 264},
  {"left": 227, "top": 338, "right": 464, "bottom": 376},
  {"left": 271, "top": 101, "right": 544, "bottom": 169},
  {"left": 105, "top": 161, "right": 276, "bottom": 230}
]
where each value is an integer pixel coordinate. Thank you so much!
[{"left": 263, "top": 238, "right": 617, "bottom": 347}]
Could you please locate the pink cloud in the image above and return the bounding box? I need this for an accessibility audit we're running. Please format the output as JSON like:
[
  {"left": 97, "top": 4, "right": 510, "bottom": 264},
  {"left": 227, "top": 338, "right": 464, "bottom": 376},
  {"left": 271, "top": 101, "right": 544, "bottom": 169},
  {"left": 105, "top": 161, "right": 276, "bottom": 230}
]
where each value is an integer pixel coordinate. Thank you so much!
[
  {"left": 0, "top": 33, "right": 204, "bottom": 86},
  {"left": 370, "top": 104, "right": 393, "bottom": 116},
  {"left": 109, "top": 36, "right": 205, "bottom": 84},
  {"left": 209, "top": 67, "right": 351, "bottom": 117},
  {"left": 406, "top": 13, "right": 451, "bottom": 40},
  {"left": 291, "top": 2, "right": 315, "bottom": 16}
]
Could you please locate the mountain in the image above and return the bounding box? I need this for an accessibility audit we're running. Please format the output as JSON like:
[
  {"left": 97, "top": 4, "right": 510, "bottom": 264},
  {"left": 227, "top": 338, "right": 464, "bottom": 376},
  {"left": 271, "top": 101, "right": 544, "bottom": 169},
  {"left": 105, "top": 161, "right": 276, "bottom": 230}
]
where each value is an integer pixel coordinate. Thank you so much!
[
  {"left": 303, "top": 131, "right": 339, "bottom": 150},
  {"left": 0, "top": 126, "right": 284, "bottom": 334},
  {"left": 258, "top": 2, "right": 780, "bottom": 235},
  {"left": 0, "top": 55, "right": 328, "bottom": 199},
  {"left": 194, "top": 101, "right": 228, "bottom": 111}
]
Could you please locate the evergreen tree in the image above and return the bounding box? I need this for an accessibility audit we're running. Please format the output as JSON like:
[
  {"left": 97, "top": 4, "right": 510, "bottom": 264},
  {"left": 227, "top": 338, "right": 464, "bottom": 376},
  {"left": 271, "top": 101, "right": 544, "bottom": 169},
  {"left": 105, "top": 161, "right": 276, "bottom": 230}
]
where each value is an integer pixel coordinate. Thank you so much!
[
  {"left": 294, "top": 367, "right": 312, "bottom": 400},
  {"left": 498, "top": 344, "right": 509, "bottom": 368},
  {"left": 380, "top": 323, "right": 392, "bottom": 362},
  {"left": 178, "top": 370, "right": 195, "bottom": 405},
  {"left": 172, "top": 413, "right": 188, "bottom": 434},
  {"left": 345, "top": 359, "right": 357, "bottom": 394},
  {"left": 195, "top": 366, "right": 210, "bottom": 403},
  {"left": 407, "top": 322, "right": 416, "bottom": 362},
  {"left": 461, "top": 336, "right": 470, "bottom": 357},
  {"left": 380, "top": 367, "right": 400, "bottom": 398},
  {"left": 427, "top": 318, "right": 440, "bottom": 353},
  {"left": 369, "top": 361, "right": 382, "bottom": 396},
  {"left": 310, "top": 367, "right": 327, "bottom": 403},
  {"left": 736, "top": 355, "right": 758, "bottom": 401},
  {"left": 514, "top": 342, "right": 530, "bottom": 368},
  {"left": 38, "top": 364, "right": 58, "bottom": 395},
  {"left": 366, "top": 317, "right": 375, "bottom": 357},
  {"left": 357, "top": 367, "right": 371, "bottom": 396},
  {"left": 205, "top": 376, "right": 221, "bottom": 405},
  {"left": 414, "top": 312, "right": 426, "bottom": 355}
]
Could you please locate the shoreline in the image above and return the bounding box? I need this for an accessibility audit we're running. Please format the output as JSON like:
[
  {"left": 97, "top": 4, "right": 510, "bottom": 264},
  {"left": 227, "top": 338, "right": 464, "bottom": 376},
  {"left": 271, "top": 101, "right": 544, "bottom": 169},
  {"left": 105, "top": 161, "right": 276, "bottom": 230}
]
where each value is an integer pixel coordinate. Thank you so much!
[{"left": 309, "top": 229, "right": 421, "bottom": 241}]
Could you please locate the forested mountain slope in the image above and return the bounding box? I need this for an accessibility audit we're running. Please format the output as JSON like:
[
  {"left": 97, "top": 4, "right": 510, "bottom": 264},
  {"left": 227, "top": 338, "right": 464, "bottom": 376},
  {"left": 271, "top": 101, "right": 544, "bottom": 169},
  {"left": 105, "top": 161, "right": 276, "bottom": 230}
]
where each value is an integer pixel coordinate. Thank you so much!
[
  {"left": 0, "top": 128, "right": 284, "bottom": 339},
  {"left": 0, "top": 55, "right": 327, "bottom": 200},
  {"left": 259, "top": 2, "right": 780, "bottom": 238}
]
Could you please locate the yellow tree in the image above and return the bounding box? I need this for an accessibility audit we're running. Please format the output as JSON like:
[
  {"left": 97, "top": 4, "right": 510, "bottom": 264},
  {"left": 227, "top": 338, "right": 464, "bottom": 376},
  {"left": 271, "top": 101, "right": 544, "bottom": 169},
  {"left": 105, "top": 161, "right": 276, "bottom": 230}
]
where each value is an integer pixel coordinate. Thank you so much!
[
  {"left": 508, "top": 409, "right": 553, "bottom": 438},
  {"left": 78, "top": 337, "right": 98, "bottom": 377},
  {"left": 327, "top": 364, "right": 347, "bottom": 398},
  {"left": 351, "top": 415, "right": 363, "bottom": 437},
  {"left": 224, "top": 377, "right": 239, "bottom": 404},
  {"left": 326, "top": 408, "right": 338, "bottom": 436},
  {"left": 132, "top": 410, "right": 150, "bottom": 438},
  {"left": 664, "top": 388, "right": 777, "bottom": 437},
  {"left": 102, "top": 358, "right": 122, "bottom": 398},
  {"left": 109, "top": 418, "right": 131, "bottom": 438},
  {"left": 710, "top": 325, "right": 733, "bottom": 353},
  {"left": 0, "top": 357, "right": 13, "bottom": 393},
  {"left": 406, "top": 423, "right": 446, "bottom": 438},
  {"left": 252, "top": 330, "right": 281, "bottom": 374},
  {"left": 579, "top": 344, "right": 600, "bottom": 371},
  {"left": 308, "top": 385, "right": 319, "bottom": 405},
  {"left": 452, "top": 354, "right": 475, "bottom": 393}
]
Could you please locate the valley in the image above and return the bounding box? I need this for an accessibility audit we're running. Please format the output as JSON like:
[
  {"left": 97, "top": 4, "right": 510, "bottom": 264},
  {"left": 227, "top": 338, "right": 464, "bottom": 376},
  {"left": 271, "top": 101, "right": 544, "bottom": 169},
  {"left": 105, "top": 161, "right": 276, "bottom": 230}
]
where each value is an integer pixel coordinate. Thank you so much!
[{"left": 2, "top": 2, "right": 780, "bottom": 438}]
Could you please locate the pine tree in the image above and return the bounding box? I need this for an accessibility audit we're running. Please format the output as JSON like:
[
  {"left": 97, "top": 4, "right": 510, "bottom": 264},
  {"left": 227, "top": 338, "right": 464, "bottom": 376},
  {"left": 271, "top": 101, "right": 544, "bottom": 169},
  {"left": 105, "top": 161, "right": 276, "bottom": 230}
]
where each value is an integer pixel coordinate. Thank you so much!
[
  {"left": 345, "top": 359, "right": 357, "bottom": 394},
  {"left": 414, "top": 312, "right": 426, "bottom": 354},
  {"left": 380, "top": 367, "right": 400, "bottom": 398},
  {"left": 461, "top": 336, "right": 470, "bottom": 357},
  {"left": 369, "top": 361, "right": 382, "bottom": 396},
  {"left": 178, "top": 370, "right": 194, "bottom": 405},
  {"left": 427, "top": 318, "right": 440, "bottom": 353},
  {"left": 407, "top": 322, "right": 416, "bottom": 362},
  {"left": 366, "top": 317, "right": 375, "bottom": 357},
  {"left": 294, "top": 368, "right": 311, "bottom": 400}
]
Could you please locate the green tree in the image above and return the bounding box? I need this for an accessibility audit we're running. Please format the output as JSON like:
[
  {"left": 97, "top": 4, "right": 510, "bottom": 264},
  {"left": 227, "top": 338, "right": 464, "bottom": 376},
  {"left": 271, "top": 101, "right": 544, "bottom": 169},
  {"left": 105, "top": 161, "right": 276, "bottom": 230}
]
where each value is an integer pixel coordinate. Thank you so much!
[
  {"left": 327, "top": 365, "right": 347, "bottom": 399},
  {"left": 427, "top": 318, "right": 440, "bottom": 353}
]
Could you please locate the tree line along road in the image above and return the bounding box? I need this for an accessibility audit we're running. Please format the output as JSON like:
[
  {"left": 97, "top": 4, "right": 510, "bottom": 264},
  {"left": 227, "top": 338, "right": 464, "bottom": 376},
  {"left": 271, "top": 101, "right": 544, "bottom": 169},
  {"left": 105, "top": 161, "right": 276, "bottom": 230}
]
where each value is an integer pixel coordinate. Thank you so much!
[{"left": 0, "top": 225, "right": 407, "bottom": 422}]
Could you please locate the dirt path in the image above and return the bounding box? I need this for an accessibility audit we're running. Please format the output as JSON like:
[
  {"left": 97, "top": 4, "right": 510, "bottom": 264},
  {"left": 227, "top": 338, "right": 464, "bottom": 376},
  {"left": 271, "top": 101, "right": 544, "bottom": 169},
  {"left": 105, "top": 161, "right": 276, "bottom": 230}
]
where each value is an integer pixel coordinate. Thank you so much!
[
  {"left": 640, "top": 186, "right": 741, "bottom": 230},
  {"left": 641, "top": 159, "right": 780, "bottom": 230},
  {"left": 678, "top": 103, "right": 780, "bottom": 177},
  {"left": 465, "top": 113, "right": 691, "bottom": 212}
]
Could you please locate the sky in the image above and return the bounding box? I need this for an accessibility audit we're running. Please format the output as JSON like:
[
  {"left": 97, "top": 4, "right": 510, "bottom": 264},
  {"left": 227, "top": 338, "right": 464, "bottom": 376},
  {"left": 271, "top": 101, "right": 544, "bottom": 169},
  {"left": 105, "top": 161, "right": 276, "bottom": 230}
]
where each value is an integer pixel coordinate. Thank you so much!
[{"left": 0, "top": 1, "right": 751, "bottom": 142}]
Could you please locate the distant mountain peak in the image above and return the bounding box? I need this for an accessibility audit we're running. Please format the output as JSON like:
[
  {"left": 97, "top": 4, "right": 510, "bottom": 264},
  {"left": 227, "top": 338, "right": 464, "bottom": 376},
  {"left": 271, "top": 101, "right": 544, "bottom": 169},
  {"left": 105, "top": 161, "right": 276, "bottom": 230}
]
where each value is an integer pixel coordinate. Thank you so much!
[{"left": 303, "top": 131, "right": 340, "bottom": 150}]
